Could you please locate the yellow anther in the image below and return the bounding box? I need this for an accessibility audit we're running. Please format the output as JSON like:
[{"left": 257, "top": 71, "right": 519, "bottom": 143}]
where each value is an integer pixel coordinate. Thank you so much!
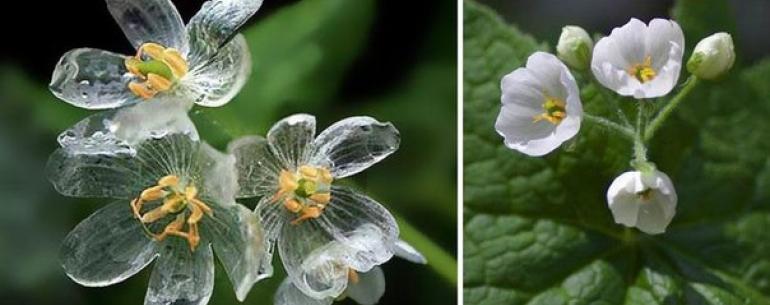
[
  {"left": 147, "top": 73, "right": 173, "bottom": 91},
  {"left": 140, "top": 185, "right": 166, "bottom": 201},
  {"left": 161, "top": 48, "right": 188, "bottom": 78},
  {"left": 128, "top": 82, "right": 157, "bottom": 100},
  {"left": 319, "top": 168, "right": 333, "bottom": 184},
  {"left": 188, "top": 203, "right": 204, "bottom": 224},
  {"left": 283, "top": 199, "right": 303, "bottom": 213},
  {"left": 533, "top": 96, "right": 567, "bottom": 125},
  {"left": 141, "top": 206, "right": 169, "bottom": 223},
  {"left": 309, "top": 193, "right": 331, "bottom": 204},
  {"left": 291, "top": 206, "right": 323, "bottom": 225},
  {"left": 348, "top": 269, "right": 360, "bottom": 285},
  {"left": 299, "top": 165, "right": 319, "bottom": 179},
  {"left": 138, "top": 43, "right": 166, "bottom": 60},
  {"left": 628, "top": 56, "right": 657, "bottom": 83},
  {"left": 158, "top": 175, "right": 179, "bottom": 187},
  {"left": 184, "top": 186, "right": 198, "bottom": 201},
  {"left": 125, "top": 58, "right": 144, "bottom": 78}
]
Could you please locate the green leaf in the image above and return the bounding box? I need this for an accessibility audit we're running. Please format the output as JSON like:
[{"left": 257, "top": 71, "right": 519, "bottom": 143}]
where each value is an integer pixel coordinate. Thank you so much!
[
  {"left": 463, "top": 0, "right": 770, "bottom": 303},
  {"left": 195, "top": 0, "right": 375, "bottom": 145}
]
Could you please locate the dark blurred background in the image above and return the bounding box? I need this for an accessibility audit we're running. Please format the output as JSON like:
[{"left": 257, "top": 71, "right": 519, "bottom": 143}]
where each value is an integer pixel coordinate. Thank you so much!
[
  {"left": 0, "top": 0, "right": 457, "bottom": 304},
  {"left": 479, "top": 0, "right": 770, "bottom": 62}
]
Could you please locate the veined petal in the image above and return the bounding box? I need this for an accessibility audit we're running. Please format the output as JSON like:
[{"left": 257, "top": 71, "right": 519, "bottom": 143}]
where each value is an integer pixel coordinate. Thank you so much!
[
  {"left": 275, "top": 278, "right": 332, "bottom": 305},
  {"left": 346, "top": 267, "right": 386, "bottom": 305},
  {"left": 180, "top": 35, "right": 251, "bottom": 107},
  {"left": 254, "top": 196, "right": 285, "bottom": 274},
  {"left": 145, "top": 239, "right": 215, "bottom": 305},
  {"left": 56, "top": 98, "right": 196, "bottom": 156},
  {"left": 311, "top": 117, "right": 400, "bottom": 179},
  {"left": 197, "top": 142, "right": 239, "bottom": 203},
  {"left": 202, "top": 204, "right": 269, "bottom": 301},
  {"left": 393, "top": 240, "right": 427, "bottom": 264},
  {"left": 267, "top": 114, "right": 317, "bottom": 171},
  {"left": 50, "top": 48, "right": 138, "bottom": 110},
  {"left": 228, "top": 135, "right": 281, "bottom": 198},
  {"left": 186, "top": 0, "right": 263, "bottom": 64},
  {"left": 47, "top": 147, "right": 146, "bottom": 199},
  {"left": 61, "top": 200, "right": 158, "bottom": 286},
  {"left": 106, "top": 0, "right": 188, "bottom": 53}
]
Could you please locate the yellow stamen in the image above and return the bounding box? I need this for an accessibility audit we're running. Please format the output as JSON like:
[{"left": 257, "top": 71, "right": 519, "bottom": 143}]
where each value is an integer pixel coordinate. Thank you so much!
[
  {"left": 128, "top": 82, "right": 157, "bottom": 100},
  {"left": 533, "top": 96, "right": 567, "bottom": 125},
  {"left": 348, "top": 269, "right": 360, "bottom": 285},
  {"left": 628, "top": 56, "right": 657, "bottom": 83},
  {"left": 147, "top": 73, "right": 173, "bottom": 91},
  {"left": 131, "top": 174, "right": 212, "bottom": 251},
  {"left": 124, "top": 43, "right": 189, "bottom": 99},
  {"left": 274, "top": 165, "right": 334, "bottom": 224},
  {"left": 162, "top": 48, "right": 188, "bottom": 78}
]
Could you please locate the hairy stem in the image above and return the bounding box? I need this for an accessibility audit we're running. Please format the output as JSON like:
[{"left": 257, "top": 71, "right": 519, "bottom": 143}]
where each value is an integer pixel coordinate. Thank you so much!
[{"left": 584, "top": 113, "right": 636, "bottom": 141}]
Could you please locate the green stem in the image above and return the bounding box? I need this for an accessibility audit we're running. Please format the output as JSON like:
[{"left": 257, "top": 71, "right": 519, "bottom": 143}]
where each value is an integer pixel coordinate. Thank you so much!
[
  {"left": 644, "top": 76, "right": 699, "bottom": 142},
  {"left": 592, "top": 77, "right": 632, "bottom": 128},
  {"left": 634, "top": 103, "right": 647, "bottom": 163},
  {"left": 395, "top": 214, "right": 457, "bottom": 285},
  {"left": 583, "top": 113, "right": 635, "bottom": 141}
]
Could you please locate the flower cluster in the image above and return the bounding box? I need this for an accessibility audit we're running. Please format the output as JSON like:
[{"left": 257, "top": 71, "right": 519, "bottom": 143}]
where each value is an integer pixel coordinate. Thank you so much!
[
  {"left": 496, "top": 18, "right": 735, "bottom": 234},
  {"left": 45, "top": 1, "right": 424, "bottom": 304}
]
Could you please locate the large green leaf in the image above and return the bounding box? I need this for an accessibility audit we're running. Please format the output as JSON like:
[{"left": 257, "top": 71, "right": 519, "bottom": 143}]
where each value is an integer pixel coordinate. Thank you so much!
[{"left": 463, "top": 0, "right": 770, "bottom": 303}]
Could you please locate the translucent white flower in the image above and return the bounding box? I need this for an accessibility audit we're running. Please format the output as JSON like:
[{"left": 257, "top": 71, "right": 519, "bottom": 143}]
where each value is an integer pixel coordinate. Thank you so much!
[
  {"left": 557, "top": 25, "right": 593, "bottom": 70},
  {"left": 687, "top": 32, "right": 735, "bottom": 80},
  {"left": 606, "top": 170, "right": 677, "bottom": 235},
  {"left": 50, "top": 0, "right": 261, "bottom": 109},
  {"left": 273, "top": 235, "right": 427, "bottom": 305},
  {"left": 591, "top": 18, "right": 684, "bottom": 99},
  {"left": 228, "top": 114, "right": 401, "bottom": 299},
  {"left": 47, "top": 132, "right": 269, "bottom": 304},
  {"left": 495, "top": 52, "right": 582, "bottom": 156}
]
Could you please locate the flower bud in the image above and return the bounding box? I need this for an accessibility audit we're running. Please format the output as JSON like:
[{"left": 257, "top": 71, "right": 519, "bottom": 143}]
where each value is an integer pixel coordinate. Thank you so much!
[
  {"left": 687, "top": 32, "right": 735, "bottom": 80},
  {"left": 606, "top": 169, "right": 677, "bottom": 235},
  {"left": 557, "top": 26, "right": 593, "bottom": 70}
]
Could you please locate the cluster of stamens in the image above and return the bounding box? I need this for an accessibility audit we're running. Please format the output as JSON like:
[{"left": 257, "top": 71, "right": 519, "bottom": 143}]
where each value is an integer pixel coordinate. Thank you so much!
[
  {"left": 274, "top": 165, "right": 333, "bottom": 225},
  {"left": 130, "top": 175, "right": 212, "bottom": 250},
  {"left": 628, "top": 56, "right": 657, "bottom": 83},
  {"left": 533, "top": 96, "right": 567, "bottom": 125},
  {"left": 636, "top": 188, "right": 653, "bottom": 202},
  {"left": 125, "top": 43, "right": 189, "bottom": 99}
]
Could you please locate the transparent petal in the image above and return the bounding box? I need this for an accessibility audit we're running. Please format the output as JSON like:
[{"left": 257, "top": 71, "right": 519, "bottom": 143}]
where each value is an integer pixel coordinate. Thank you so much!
[
  {"left": 393, "top": 240, "right": 427, "bottom": 264},
  {"left": 57, "top": 98, "right": 196, "bottom": 156},
  {"left": 50, "top": 48, "right": 138, "bottom": 110},
  {"left": 145, "top": 239, "right": 214, "bottom": 305},
  {"left": 196, "top": 142, "right": 239, "bottom": 203},
  {"left": 186, "top": 0, "right": 263, "bottom": 64},
  {"left": 267, "top": 114, "right": 317, "bottom": 171},
  {"left": 346, "top": 267, "right": 385, "bottom": 305},
  {"left": 202, "top": 204, "right": 269, "bottom": 301},
  {"left": 47, "top": 133, "right": 202, "bottom": 199},
  {"left": 275, "top": 278, "right": 332, "bottom": 305},
  {"left": 61, "top": 200, "right": 158, "bottom": 286},
  {"left": 254, "top": 196, "right": 285, "bottom": 272},
  {"left": 106, "top": 0, "right": 188, "bottom": 52},
  {"left": 321, "top": 186, "right": 400, "bottom": 248},
  {"left": 180, "top": 35, "right": 251, "bottom": 107},
  {"left": 228, "top": 135, "right": 281, "bottom": 198},
  {"left": 310, "top": 117, "right": 400, "bottom": 179}
]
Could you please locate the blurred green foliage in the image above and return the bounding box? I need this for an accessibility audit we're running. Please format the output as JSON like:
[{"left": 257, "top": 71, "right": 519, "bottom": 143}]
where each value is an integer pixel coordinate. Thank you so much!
[
  {"left": 0, "top": 0, "right": 456, "bottom": 304},
  {"left": 464, "top": 0, "right": 770, "bottom": 303}
]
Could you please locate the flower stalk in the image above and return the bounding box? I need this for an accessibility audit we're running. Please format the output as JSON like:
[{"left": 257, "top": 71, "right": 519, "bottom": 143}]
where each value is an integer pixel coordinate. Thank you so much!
[{"left": 644, "top": 76, "right": 699, "bottom": 142}]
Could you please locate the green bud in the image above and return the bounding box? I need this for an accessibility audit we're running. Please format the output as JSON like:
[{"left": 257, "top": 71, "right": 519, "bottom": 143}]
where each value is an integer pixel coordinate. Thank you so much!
[
  {"left": 687, "top": 32, "right": 735, "bottom": 80},
  {"left": 557, "top": 26, "right": 593, "bottom": 70}
]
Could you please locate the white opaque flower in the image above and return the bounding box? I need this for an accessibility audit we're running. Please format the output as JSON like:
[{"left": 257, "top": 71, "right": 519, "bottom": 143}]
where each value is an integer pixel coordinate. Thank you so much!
[
  {"left": 687, "top": 32, "right": 735, "bottom": 80},
  {"left": 591, "top": 18, "right": 684, "bottom": 99},
  {"left": 496, "top": 52, "right": 582, "bottom": 157},
  {"left": 50, "top": 0, "right": 261, "bottom": 109},
  {"left": 557, "top": 25, "right": 593, "bottom": 70},
  {"left": 47, "top": 132, "right": 269, "bottom": 304},
  {"left": 606, "top": 170, "right": 678, "bottom": 235},
  {"left": 228, "top": 114, "right": 401, "bottom": 299},
  {"left": 274, "top": 233, "right": 427, "bottom": 305}
]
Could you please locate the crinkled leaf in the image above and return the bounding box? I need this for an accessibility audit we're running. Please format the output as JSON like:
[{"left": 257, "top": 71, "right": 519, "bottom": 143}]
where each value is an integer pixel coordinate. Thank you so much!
[{"left": 463, "top": 0, "right": 770, "bottom": 303}]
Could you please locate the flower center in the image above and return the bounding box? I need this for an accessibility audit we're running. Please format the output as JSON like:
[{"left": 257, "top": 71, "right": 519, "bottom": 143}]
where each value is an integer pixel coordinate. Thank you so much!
[
  {"left": 274, "top": 165, "right": 333, "bottom": 225},
  {"left": 636, "top": 188, "right": 654, "bottom": 202},
  {"left": 124, "top": 42, "right": 189, "bottom": 100},
  {"left": 533, "top": 96, "right": 566, "bottom": 125},
  {"left": 130, "top": 175, "right": 212, "bottom": 251},
  {"left": 628, "top": 56, "right": 657, "bottom": 83}
]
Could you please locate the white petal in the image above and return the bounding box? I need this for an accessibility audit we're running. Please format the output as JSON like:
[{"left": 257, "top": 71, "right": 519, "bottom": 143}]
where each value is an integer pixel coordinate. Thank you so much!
[
  {"left": 346, "top": 267, "right": 386, "bottom": 305},
  {"left": 186, "top": 0, "right": 263, "bottom": 64},
  {"left": 607, "top": 170, "right": 677, "bottom": 234},
  {"left": 56, "top": 98, "right": 196, "bottom": 156},
  {"left": 311, "top": 117, "right": 400, "bottom": 179},
  {"left": 106, "top": 0, "right": 188, "bottom": 52},
  {"left": 228, "top": 135, "right": 281, "bottom": 198},
  {"left": 180, "top": 34, "right": 251, "bottom": 107},
  {"left": 50, "top": 48, "right": 139, "bottom": 110},
  {"left": 275, "top": 278, "right": 332, "bottom": 305},
  {"left": 267, "top": 114, "right": 317, "bottom": 170},
  {"left": 145, "top": 240, "right": 215, "bottom": 305},
  {"left": 393, "top": 240, "right": 427, "bottom": 264},
  {"left": 61, "top": 200, "right": 158, "bottom": 286},
  {"left": 202, "top": 204, "right": 269, "bottom": 301},
  {"left": 591, "top": 18, "right": 684, "bottom": 99},
  {"left": 496, "top": 52, "right": 581, "bottom": 156}
]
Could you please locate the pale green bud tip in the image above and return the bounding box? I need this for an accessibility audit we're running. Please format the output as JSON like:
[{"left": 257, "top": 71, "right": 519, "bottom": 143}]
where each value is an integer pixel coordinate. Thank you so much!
[
  {"left": 557, "top": 25, "right": 593, "bottom": 70},
  {"left": 687, "top": 32, "right": 735, "bottom": 80}
]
